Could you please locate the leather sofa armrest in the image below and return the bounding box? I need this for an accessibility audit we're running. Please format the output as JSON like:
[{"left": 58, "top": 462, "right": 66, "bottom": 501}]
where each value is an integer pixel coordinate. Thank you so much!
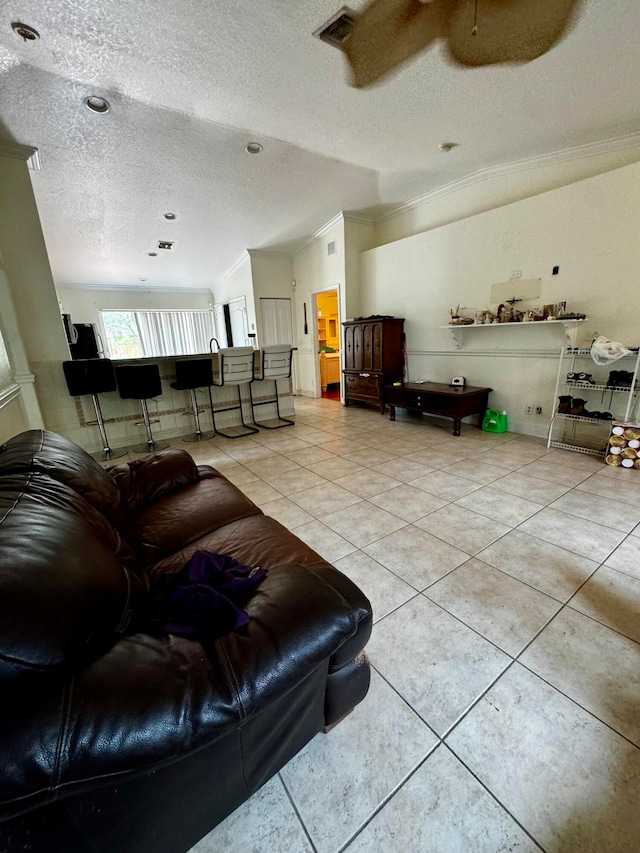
[
  {"left": 109, "top": 450, "right": 200, "bottom": 511},
  {"left": 305, "top": 562, "right": 373, "bottom": 671}
]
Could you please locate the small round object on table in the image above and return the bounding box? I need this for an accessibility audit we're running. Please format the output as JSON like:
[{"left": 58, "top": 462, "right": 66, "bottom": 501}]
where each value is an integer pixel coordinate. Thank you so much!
[
  {"left": 612, "top": 426, "right": 625, "bottom": 436},
  {"left": 621, "top": 458, "right": 635, "bottom": 468},
  {"left": 606, "top": 454, "right": 622, "bottom": 466}
]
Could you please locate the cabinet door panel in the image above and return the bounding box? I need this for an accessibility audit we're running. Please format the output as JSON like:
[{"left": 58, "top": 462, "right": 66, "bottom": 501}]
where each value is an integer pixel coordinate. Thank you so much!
[
  {"left": 363, "top": 324, "right": 373, "bottom": 370},
  {"left": 372, "top": 323, "right": 383, "bottom": 371},
  {"left": 353, "top": 325, "right": 363, "bottom": 371},
  {"left": 344, "top": 325, "right": 355, "bottom": 369}
]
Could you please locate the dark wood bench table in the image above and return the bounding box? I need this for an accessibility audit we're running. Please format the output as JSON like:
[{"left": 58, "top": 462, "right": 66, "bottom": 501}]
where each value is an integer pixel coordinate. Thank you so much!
[{"left": 385, "top": 382, "right": 493, "bottom": 436}]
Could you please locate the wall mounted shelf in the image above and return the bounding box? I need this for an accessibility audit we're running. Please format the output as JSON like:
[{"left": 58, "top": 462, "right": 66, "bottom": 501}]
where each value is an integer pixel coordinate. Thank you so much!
[{"left": 440, "top": 319, "right": 588, "bottom": 349}]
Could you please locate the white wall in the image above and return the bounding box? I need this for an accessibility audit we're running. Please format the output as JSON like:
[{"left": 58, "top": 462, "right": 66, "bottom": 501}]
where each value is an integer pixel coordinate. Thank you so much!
[
  {"left": 250, "top": 251, "right": 295, "bottom": 346},
  {"left": 376, "top": 144, "right": 640, "bottom": 247},
  {"left": 0, "top": 148, "right": 64, "bottom": 432},
  {"left": 57, "top": 285, "right": 214, "bottom": 354},
  {"left": 360, "top": 160, "right": 640, "bottom": 436},
  {"left": 344, "top": 219, "right": 376, "bottom": 320},
  {"left": 213, "top": 253, "right": 257, "bottom": 341},
  {"left": 57, "top": 285, "right": 213, "bottom": 322},
  {"left": 0, "top": 310, "right": 26, "bottom": 442}
]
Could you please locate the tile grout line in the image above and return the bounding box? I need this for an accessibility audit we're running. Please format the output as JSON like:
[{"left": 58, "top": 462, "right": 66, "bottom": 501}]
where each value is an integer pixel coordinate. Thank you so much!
[{"left": 278, "top": 772, "right": 319, "bottom": 853}]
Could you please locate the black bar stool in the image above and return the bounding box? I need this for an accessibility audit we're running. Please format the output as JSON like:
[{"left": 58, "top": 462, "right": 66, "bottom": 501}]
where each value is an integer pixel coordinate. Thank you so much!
[
  {"left": 171, "top": 358, "right": 215, "bottom": 442},
  {"left": 249, "top": 344, "right": 295, "bottom": 429},
  {"left": 211, "top": 347, "right": 259, "bottom": 438},
  {"left": 115, "top": 363, "right": 169, "bottom": 454},
  {"left": 62, "top": 359, "right": 127, "bottom": 462}
]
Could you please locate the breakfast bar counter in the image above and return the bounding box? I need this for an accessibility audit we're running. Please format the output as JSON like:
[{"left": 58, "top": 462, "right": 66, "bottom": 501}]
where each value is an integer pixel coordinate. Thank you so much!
[{"left": 58, "top": 350, "right": 294, "bottom": 454}]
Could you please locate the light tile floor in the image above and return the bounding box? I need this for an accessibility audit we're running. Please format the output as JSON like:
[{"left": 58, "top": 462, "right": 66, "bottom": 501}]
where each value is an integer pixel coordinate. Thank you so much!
[{"left": 122, "top": 397, "right": 640, "bottom": 852}]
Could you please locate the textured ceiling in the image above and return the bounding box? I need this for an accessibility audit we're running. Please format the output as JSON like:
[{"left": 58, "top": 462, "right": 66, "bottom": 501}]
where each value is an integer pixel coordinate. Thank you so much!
[{"left": 0, "top": 0, "right": 639, "bottom": 287}]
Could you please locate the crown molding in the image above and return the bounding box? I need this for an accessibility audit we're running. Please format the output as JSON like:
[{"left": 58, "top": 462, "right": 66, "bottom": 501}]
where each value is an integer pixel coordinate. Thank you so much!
[
  {"left": 247, "top": 248, "right": 293, "bottom": 259},
  {"left": 342, "top": 212, "right": 375, "bottom": 226},
  {"left": 376, "top": 130, "right": 640, "bottom": 224},
  {"left": 219, "top": 251, "right": 250, "bottom": 282},
  {"left": 295, "top": 212, "right": 345, "bottom": 254},
  {"left": 56, "top": 283, "right": 213, "bottom": 293},
  {"left": 0, "top": 141, "right": 37, "bottom": 162}
]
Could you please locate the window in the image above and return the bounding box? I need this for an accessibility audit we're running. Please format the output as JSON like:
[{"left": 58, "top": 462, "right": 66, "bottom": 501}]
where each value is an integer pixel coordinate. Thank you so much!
[{"left": 101, "top": 310, "right": 215, "bottom": 359}]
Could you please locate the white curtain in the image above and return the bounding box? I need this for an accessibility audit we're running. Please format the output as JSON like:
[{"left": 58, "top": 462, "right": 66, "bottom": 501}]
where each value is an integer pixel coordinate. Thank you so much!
[{"left": 135, "top": 311, "right": 215, "bottom": 357}]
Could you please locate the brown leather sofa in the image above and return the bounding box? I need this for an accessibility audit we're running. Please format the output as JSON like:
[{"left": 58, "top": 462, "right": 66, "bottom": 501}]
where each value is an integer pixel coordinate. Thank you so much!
[{"left": 0, "top": 430, "right": 372, "bottom": 853}]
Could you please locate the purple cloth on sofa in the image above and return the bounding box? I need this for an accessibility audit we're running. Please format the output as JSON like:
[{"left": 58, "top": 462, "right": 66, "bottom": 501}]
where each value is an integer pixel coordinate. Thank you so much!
[{"left": 152, "top": 550, "right": 267, "bottom": 639}]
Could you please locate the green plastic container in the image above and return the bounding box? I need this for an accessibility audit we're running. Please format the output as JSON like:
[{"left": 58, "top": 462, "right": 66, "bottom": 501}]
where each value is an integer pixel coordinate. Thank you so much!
[{"left": 482, "top": 409, "right": 508, "bottom": 433}]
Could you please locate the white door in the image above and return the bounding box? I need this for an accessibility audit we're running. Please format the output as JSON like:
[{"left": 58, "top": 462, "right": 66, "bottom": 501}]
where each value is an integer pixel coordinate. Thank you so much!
[
  {"left": 260, "top": 298, "right": 293, "bottom": 346},
  {"left": 228, "top": 296, "right": 249, "bottom": 347},
  {"left": 260, "top": 297, "right": 296, "bottom": 391},
  {"left": 213, "top": 303, "right": 228, "bottom": 348}
]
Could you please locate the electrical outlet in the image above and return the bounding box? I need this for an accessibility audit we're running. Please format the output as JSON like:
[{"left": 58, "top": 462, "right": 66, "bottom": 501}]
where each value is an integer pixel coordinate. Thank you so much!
[
  {"left": 524, "top": 403, "right": 534, "bottom": 415},
  {"left": 535, "top": 404, "right": 543, "bottom": 415}
]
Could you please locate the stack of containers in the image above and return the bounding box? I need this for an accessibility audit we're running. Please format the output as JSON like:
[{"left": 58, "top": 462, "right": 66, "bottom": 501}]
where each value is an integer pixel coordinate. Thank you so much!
[{"left": 605, "top": 423, "right": 640, "bottom": 468}]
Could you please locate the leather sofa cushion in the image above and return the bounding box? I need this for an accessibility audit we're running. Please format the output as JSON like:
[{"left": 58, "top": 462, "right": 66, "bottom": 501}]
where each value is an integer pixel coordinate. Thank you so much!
[
  {"left": 108, "top": 450, "right": 200, "bottom": 511},
  {"left": 150, "top": 515, "right": 373, "bottom": 671},
  {"left": 0, "top": 564, "right": 358, "bottom": 820},
  {"left": 0, "top": 474, "right": 131, "bottom": 682},
  {"left": 0, "top": 430, "right": 120, "bottom": 516},
  {"left": 133, "top": 470, "right": 262, "bottom": 565},
  {"left": 149, "top": 514, "right": 324, "bottom": 579}
]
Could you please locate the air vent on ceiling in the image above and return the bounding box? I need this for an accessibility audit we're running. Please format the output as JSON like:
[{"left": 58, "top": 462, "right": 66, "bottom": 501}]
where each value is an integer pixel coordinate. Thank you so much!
[
  {"left": 327, "top": 240, "right": 336, "bottom": 256},
  {"left": 157, "top": 240, "right": 174, "bottom": 250},
  {"left": 313, "top": 7, "right": 356, "bottom": 50}
]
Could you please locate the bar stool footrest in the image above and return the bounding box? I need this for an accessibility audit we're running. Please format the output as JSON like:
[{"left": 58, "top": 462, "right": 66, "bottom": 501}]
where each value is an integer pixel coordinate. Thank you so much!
[
  {"left": 254, "top": 416, "right": 295, "bottom": 429},
  {"left": 213, "top": 424, "right": 259, "bottom": 439}
]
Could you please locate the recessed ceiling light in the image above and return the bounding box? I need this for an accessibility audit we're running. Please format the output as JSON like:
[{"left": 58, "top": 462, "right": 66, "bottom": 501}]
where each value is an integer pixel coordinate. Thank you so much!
[
  {"left": 148, "top": 252, "right": 158, "bottom": 257},
  {"left": 163, "top": 212, "right": 176, "bottom": 220},
  {"left": 140, "top": 277, "right": 148, "bottom": 282},
  {"left": 246, "top": 142, "right": 263, "bottom": 155},
  {"left": 438, "top": 142, "right": 458, "bottom": 152},
  {"left": 11, "top": 22, "right": 40, "bottom": 41},
  {"left": 85, "top": 96, "right": 110, "bottom": 114}
]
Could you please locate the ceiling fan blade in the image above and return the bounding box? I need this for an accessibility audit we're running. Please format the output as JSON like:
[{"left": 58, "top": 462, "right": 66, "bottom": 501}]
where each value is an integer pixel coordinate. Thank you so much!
[
  {"left": 447, "top": 0, "right": 583, "bottom": 66},
  {"left": 345, "top": 0, "right": 450, "bottom": 88}
]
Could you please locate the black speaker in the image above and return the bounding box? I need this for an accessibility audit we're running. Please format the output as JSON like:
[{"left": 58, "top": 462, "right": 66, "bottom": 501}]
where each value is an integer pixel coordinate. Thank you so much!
[
  {"left": 172, "top": 358, "right": 214, "bottom": 390},
  {"left": 115, "top": 364, "right": 163, "bottom": 400},
  {"left": 63, "top": 359, "right": 116, "bottom": 397}
]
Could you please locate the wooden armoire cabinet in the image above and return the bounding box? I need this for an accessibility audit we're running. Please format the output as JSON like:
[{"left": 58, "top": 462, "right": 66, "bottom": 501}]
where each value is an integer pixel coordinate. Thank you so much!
[{"left": 343, "top": 317, "right": 405, "bottom": 413}]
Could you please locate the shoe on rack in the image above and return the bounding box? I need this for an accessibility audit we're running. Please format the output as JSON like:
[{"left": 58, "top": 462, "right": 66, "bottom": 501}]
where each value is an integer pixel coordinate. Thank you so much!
[
  {"left": 597, "top": 411, "right": 614, "bottom": 420},
  {"left": 607, "top": 370, "right": 634, "bottom": 388},
  {"left": 577, "top": 372, "right": 596, "bottom": 385},
  {"left": 570, "top": 398, "right": 599, "bottom": 418},
  {"left": 557, "top": 395, "right": 572, "bottom": 414}
]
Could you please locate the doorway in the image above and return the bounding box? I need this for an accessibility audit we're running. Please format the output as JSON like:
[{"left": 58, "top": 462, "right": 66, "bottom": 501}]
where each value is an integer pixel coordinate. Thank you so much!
[
  {"left": 314, "top": 289, "right": 340, "bottom": 401},
  {"left": 228, "top": 297, "right": 249, "bottom": 347}
]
